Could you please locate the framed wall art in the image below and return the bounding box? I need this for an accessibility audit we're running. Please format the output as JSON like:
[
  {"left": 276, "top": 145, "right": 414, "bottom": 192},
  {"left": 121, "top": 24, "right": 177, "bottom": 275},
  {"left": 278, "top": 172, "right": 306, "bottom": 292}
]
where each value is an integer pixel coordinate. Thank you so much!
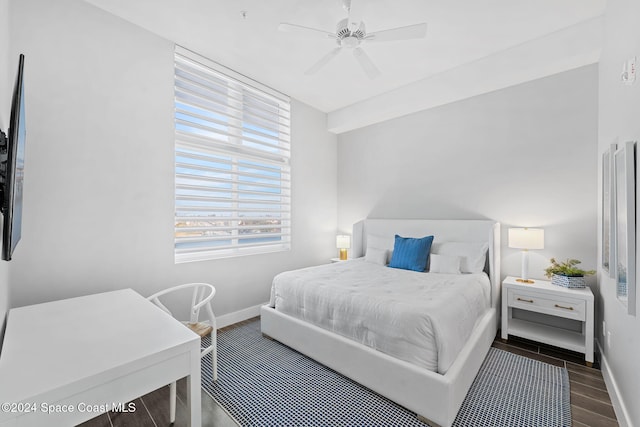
[
  {"left": 602, "top": 143, "right": 616, "bottom": 275},
  {"left": 614, "top": 140, "right": 636, "bottom": 316}
]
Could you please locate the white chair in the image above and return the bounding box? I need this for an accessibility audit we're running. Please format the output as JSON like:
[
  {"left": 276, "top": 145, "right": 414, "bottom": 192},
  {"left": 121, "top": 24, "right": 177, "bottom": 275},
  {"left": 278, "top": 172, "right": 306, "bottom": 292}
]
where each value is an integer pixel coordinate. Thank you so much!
[{"left": 147, "top": 283, "right": 217, "bottom": 423}]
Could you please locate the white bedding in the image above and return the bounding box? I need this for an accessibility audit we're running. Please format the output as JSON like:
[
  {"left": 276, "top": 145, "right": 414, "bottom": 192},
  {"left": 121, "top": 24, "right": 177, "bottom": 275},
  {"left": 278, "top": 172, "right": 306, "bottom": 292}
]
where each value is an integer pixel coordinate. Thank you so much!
[{"left": 269, "top": 259, "right": 491, "bottom": 374}]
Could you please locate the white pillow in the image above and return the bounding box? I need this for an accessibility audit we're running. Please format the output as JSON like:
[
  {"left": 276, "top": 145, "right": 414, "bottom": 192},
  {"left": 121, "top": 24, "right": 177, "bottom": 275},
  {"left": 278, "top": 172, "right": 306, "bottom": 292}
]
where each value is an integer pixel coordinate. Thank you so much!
[
  {"left": 365, "top": 247, "right": 388, "bottom": 265},
  {"left": 429, "top": 254, "right": 462, "bottom": 274},
  {"left": 366, "top": 234, "right": 394, "bottom": 262},
  {"left": 431, "top": 242, "right": 489, "bottom": 273},
  {"left": 366, "top": 234, "right": 394, "bottom": 251}
]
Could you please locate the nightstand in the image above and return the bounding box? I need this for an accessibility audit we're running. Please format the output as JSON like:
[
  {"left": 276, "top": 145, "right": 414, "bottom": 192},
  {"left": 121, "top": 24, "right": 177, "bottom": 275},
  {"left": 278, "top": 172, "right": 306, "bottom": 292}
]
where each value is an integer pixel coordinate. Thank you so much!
[
  {"left": 330, "top": 257, "right": 349, "bottom": 263},
  {"left": 501, "top": 276, "right": 594, "bottom": 366}
]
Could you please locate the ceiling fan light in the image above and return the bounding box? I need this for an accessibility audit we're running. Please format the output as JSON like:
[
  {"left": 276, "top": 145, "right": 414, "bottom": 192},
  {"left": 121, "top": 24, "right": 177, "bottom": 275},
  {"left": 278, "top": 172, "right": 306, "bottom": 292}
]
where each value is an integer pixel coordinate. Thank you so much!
[{"left": 341, "top": 36, "right": 360, "bottom": 48}]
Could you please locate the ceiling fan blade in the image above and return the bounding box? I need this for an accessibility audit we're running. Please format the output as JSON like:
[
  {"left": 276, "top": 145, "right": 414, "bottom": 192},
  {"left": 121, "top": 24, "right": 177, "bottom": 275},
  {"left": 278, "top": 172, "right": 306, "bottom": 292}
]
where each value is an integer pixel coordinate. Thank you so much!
[
  {"left": 345, "top": 0, "right": 364, "bottom": 32},
  {"left": 305, "top": 48, "right": 342, "bottom": 75},
  {"left": 278, "top": 23, "right": 336, "bottom": 40},
  {"left": 365, "top": 23, "right": 427, "bottom": 42},
  {"left": 353, "top": 47, "right": 380, "bottom": 79}
]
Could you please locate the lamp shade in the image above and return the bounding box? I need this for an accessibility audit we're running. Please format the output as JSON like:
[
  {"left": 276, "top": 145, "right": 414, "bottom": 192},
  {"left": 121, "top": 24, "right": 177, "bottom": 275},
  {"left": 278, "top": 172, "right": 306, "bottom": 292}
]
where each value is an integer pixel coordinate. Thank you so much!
[
  {"left": 336, "top": 235, "right": 351, "bottom": 249},
  {"left": 508, "top": 228, "right": 544, "bottom": 250}
]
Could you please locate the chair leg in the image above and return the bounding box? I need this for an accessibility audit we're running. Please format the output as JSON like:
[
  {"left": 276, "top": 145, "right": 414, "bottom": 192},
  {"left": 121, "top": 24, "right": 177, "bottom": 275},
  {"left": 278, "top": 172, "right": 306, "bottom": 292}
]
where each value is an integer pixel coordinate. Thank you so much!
[
  {"left": 212, "top": 330, "right": 218, "bottom": 381},
  {"left": 170, "top": 381, "right": 177, "bottom": 423}
]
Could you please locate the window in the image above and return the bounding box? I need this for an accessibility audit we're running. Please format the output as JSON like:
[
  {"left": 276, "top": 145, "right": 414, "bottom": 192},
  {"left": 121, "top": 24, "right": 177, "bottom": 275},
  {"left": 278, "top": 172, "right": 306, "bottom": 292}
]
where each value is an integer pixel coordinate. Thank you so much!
[{"left": 174, "top": 46, "right": 291, "bottom": 262}]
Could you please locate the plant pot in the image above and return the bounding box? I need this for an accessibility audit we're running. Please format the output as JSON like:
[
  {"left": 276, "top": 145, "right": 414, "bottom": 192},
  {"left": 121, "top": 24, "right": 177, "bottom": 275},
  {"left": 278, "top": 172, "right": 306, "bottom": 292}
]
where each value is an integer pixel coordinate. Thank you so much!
[{"left": 551, "top": 274, "right": 586, "bottom": 288}]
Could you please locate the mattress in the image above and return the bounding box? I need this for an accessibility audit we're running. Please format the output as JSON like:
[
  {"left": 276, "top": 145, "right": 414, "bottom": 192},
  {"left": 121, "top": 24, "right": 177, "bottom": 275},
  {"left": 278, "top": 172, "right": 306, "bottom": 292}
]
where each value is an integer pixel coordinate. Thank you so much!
[{"left": 269, "top": 259, "right": 491, "bottom": 374}]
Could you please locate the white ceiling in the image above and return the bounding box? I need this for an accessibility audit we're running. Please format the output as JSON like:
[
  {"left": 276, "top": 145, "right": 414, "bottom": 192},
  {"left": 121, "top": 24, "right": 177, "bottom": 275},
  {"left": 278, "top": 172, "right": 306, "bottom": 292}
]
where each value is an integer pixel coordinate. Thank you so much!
[{"left": 84, "top": 0, "right": 605, "bottom": 113}]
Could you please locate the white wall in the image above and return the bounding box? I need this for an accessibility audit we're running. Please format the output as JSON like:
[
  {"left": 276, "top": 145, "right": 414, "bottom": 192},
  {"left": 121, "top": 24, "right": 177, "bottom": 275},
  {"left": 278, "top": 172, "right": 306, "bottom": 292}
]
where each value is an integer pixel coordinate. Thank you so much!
[
  {"left": 8, "top": 0, "right": 337, "bottom": 318},
  {"left": 0, "top": 0, "right": 11, "bottom": 347},
  {"left": 597, "top": 0, "right": 640, "bottom": 424},
  {"left": 338, "top": 65, "right": 598, "bottom": 283}
]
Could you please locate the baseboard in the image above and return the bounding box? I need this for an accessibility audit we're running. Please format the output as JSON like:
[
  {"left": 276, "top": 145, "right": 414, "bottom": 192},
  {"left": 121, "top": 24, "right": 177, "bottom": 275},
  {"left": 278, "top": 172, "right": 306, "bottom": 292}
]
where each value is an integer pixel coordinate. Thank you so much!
[
  {"left": 217, "top": 302, "right": 266, "bottom": 329},
  {"left": 597, "top": 340, "right": 632, "bottom": 427}
]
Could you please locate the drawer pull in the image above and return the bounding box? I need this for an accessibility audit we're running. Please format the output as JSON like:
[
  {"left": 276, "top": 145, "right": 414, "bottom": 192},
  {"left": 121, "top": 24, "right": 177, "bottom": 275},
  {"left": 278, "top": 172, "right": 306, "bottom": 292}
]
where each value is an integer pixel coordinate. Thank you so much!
[
  {"left": 554, "top": 304, "right": 574, "bottom": 311},
  {"left": 517, "top": 297, "right": 534, "bottom": 303}
]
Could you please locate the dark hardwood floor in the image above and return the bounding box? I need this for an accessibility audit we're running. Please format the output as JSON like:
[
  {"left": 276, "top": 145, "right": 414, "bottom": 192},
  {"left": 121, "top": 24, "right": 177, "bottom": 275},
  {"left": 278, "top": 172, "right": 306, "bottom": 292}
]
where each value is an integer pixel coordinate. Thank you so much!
[{"left": 79, "top": 321, "right": 618, "bottom": 427}]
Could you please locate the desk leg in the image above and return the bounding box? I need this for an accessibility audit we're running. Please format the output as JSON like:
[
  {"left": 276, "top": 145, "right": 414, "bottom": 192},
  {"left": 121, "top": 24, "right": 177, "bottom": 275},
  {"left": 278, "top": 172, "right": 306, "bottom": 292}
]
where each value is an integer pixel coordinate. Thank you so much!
[{"left": 187, "top": 347, "right": 202, "bottom": 426}]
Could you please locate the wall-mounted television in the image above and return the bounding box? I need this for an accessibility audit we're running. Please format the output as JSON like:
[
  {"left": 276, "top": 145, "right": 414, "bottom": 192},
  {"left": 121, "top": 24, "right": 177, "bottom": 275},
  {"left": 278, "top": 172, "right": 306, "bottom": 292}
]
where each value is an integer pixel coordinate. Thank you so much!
[{"left": 0, "top": 54, "right": 26, "bottom": 261}]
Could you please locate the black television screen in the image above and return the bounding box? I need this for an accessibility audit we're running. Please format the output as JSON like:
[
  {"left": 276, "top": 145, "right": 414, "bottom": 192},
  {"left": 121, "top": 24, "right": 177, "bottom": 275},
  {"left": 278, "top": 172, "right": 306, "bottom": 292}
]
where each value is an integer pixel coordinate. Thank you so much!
[{"left": 1, "top": 54, "right": 25, "bottom": 261}]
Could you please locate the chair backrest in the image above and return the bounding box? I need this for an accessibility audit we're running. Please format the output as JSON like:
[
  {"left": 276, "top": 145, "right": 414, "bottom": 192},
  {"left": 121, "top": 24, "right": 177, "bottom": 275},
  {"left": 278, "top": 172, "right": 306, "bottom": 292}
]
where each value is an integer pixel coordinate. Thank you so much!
[{"left": 147, "top": 283, "right": 216, "bottom": 324}]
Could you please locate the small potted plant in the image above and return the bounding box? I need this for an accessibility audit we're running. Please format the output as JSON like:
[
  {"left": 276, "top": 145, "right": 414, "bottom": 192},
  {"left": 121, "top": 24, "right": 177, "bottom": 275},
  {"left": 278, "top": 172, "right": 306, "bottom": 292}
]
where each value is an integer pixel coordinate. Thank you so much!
[{"left": 544, "top": 258, "right": 595, "bottom": 288}]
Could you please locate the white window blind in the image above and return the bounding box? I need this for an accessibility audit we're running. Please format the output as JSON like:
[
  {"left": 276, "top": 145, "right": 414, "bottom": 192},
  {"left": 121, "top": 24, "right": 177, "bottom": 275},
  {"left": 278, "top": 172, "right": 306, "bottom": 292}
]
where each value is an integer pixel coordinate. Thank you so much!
[{"left": 174, "top": 46, "right": 291, "bottom": 263}]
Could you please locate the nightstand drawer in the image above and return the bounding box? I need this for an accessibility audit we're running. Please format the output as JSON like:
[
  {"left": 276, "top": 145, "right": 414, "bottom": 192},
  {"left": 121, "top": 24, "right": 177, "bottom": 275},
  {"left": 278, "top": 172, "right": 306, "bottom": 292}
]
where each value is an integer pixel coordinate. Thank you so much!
[{"left": 508, "top": 289, "right": 586, "bottom": 321}]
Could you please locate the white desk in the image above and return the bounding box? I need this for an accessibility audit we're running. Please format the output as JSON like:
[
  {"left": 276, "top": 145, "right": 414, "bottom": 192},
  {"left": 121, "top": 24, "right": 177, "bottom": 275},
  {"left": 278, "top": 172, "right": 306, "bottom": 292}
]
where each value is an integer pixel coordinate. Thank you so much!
[{"left": 0, "top": 289, "right": 201, "bottom": 426}]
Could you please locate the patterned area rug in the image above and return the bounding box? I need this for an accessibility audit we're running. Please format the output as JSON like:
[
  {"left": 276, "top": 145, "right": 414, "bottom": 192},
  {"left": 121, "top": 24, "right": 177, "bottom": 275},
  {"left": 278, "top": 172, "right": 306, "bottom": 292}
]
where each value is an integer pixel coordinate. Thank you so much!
[{"left": 201, "top": 319, "right": 571, "bottom": 427}]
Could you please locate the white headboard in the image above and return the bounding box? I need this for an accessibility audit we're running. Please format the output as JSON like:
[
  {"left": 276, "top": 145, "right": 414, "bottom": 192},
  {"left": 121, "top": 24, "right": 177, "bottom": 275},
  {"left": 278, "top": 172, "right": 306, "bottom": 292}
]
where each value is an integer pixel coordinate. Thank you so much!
[{"left": 352, "top": 219, "right": 501, "bottom": 309}]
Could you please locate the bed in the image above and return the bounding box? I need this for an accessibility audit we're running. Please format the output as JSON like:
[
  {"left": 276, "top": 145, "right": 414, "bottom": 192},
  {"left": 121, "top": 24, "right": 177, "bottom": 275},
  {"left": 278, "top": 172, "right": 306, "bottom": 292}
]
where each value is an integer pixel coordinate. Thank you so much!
[{"left": 261, "top": 219, "right": 501, "bottom": 427}]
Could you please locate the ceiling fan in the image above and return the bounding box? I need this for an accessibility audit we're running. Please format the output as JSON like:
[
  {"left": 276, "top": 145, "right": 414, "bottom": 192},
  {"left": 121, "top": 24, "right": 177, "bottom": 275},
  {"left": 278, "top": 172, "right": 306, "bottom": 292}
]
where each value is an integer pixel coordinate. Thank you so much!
[{"left": 278, "top": 0, "right": 427, "bottom": 79}]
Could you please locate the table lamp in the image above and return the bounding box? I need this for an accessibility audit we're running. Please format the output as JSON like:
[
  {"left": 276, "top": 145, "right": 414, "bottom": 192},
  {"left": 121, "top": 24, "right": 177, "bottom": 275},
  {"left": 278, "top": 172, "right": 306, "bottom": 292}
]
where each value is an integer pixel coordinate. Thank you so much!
[
  {"left": 336, "top": 235, "right": 351, "bottom": 260},
  {"left": 508, "top": 228, "right": 544, "bottom": 283}
]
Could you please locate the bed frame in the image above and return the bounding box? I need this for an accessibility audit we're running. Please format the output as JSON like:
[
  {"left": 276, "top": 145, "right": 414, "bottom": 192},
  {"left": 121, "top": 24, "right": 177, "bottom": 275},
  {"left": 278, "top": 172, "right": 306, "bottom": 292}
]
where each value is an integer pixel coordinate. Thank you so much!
[{"left": 261, "top": 219, "right": 501, "bottom": 427}]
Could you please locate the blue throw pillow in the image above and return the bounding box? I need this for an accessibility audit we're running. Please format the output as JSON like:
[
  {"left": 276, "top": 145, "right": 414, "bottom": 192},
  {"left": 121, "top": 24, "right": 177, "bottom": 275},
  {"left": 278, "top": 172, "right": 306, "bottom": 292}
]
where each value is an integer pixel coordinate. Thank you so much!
[{"left": 388, "top": 234, "right": 434, "bottom": 272}]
